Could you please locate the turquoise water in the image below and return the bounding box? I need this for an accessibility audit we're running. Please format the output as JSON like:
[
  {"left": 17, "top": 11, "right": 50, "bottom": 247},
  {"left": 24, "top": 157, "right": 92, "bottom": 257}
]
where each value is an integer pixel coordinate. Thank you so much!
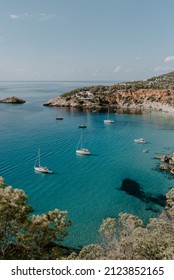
[{"left": 1, "top": 81, "right": 174, "bottom": 248}]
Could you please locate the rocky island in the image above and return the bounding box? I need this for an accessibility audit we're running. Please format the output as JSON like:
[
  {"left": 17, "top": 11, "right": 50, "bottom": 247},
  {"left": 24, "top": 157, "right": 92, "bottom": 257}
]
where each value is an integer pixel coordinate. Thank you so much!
[
  {"left": 44, "top": 71, "right": 174, "bottom": 113},
  {"left": 0, "top": 96, "right": 25, "bottom": 104}
]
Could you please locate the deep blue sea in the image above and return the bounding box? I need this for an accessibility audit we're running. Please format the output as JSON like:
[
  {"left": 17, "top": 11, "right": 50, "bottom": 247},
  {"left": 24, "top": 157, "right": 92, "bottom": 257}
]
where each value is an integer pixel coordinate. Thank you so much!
[{"left": 1, "top": 81, "right": 174, "bottom": 249}]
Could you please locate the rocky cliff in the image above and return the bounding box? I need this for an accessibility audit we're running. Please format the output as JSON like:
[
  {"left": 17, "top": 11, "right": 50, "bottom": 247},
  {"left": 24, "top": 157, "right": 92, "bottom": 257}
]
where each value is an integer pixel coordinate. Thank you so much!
[{"left": 43, "top": 71, "right": 174, "bottom": 113}]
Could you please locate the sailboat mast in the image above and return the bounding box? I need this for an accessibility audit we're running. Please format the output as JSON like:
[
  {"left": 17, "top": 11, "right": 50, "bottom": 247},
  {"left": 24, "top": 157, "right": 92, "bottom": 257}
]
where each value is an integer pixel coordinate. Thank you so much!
[
  {"left": 80, "top": 132, "right": 83, "bottom": 148},
  {"left": 107, "top": 105, "right": 110, "bottom": 119},
  {"left": 35, "top": 148, "right": 41, "bottom": 167},
  {"left": 38, "top": 148, "right": 41, "bottom": 166},
  {"left": 77, "top": 132, "right": 83, "bottom": 149}
]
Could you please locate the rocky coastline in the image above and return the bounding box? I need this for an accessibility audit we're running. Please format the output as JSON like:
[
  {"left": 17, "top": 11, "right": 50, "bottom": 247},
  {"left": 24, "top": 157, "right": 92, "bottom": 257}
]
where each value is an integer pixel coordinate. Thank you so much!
[
  {"left": 0, "top": 96, "right": 25, "bottom": 104},
  {"left": 43, "top": 88, "right": 174, "bottom": 113},
  {"left": 155, "top": 153, "right": 174, "bottom": 174},
  {"left": 43, "top": 71, "right": 174, "bottom": 113}
]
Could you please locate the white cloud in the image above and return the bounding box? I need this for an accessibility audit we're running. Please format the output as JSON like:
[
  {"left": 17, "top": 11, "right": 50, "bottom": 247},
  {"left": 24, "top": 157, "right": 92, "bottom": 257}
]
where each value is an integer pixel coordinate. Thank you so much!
[
  {"left": 9, "top": 13, "right": 34, "bottom": 20},
  {"left": 9, "top": 14, "right": 20, "bottom": 20},
  {"left": 9, "top": 13, "right": 55, "bottom": 21},
  {"left": 164, "top": 56, "right": 174, "bottom": 62},
  {"left": 114, "top": 65, "right": 122, "bottom": 73},
  {"left": 38, "top": 13, "right": 56, "bottom": 21}
]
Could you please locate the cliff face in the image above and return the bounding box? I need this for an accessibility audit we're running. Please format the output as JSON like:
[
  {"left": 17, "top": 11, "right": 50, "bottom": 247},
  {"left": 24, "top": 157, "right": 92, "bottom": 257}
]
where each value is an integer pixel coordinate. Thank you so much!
[
  {"left": 44, "top": 88, "right": 174, "bottom": 113},
  {"left": 43, "top": 71, "right": 174, "bottom": 113}
]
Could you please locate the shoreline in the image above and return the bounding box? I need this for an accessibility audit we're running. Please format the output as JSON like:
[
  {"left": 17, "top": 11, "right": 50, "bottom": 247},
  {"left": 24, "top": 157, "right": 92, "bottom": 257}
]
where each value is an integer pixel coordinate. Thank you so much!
[
  {"left": 43, "top": 87, "right": 174, "bottom": 114},
  {"left": 43, "top": 98, "right": 174, "bottom": 114}
]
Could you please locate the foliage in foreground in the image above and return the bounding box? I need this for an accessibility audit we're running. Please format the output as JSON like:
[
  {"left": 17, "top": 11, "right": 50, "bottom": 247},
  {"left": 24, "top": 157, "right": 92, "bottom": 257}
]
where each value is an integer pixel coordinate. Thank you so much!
[
  {"left": 0, "top": 177, "right": 71, "bottom": 259},
  {"left": 68, "top": 188, "right": 174, "bottom": 260},
  {"left": 0, "top": 176, "right": 174, "bottom": 260}
]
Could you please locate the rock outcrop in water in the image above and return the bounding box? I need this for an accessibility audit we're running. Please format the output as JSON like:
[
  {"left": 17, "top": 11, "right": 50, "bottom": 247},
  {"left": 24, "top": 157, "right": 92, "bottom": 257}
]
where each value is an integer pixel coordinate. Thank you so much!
[
  {"left": 43, "top": 71, "right": 174, "bottom": 113},
  {"left": 0, "top": 96, "right": 25, "bottom": 104},
  {"left": 155, "top": 153, "right": 174, "bottom": 174}
]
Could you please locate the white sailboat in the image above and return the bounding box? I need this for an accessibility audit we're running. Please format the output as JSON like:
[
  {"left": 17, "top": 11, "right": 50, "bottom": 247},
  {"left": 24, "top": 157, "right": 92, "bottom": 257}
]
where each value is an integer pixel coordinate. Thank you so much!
[
  {"left": 104, "top": 106, "right": 114, "bottom": 124},
  {"left": 34, "top": 148, "right": 53, "bottom": 173},
  {"left": 76, "top": 133, "right": 91, "bottom": 155}
]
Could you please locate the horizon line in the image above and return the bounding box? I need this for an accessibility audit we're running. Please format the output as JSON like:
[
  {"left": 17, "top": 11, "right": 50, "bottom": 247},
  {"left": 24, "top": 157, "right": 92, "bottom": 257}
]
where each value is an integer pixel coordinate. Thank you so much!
[{"left": 0, "top": 80, "right": 121, "bottom": 83}]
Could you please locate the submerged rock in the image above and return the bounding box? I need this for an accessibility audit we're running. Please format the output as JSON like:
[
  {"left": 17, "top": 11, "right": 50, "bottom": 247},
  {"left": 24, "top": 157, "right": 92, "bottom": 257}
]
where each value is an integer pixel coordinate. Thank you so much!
[
  {"left": 160, "top": 164, "right": 171, "bottom": 171},
  {"left": 0, "top": 96, "right": 25, "bottom": 104},
  {"left": 119, "top": 178, "right": 166, "bottom": 208}
]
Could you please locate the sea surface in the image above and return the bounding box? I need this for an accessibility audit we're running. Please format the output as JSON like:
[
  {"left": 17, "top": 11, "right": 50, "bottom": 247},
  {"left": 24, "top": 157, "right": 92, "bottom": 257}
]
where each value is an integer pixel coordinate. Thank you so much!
[{"left": 0, "top": 81, "right": 174, "bottom": 249}]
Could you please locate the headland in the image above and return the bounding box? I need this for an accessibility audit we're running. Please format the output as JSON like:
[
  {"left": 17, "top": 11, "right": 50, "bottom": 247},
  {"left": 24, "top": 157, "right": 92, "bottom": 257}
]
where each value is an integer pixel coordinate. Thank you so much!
[{"left": 43, "top": 71, "right": 174, "bottom": 113}]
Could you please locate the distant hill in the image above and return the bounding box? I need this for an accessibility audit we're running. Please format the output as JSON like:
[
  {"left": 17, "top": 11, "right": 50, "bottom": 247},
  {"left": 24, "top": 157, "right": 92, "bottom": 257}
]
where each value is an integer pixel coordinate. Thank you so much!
[
  {"left": 111, "top": 71, "right": 174, "bottom": 91},
  {"left": 146, "top": 71, "right": 174, "bottom": 89}
]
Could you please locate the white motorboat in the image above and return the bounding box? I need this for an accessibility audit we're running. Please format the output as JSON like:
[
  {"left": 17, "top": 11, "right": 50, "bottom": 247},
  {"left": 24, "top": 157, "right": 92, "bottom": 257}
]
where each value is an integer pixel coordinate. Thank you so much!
[
  {"left": 34, "top": 148, "right": 53, "bottom": 173},
  {"left": 134, "top": 138, "right": 146, "bottom": 144},
  {"left": 104, "top": 119, "right": 114, "bottom": 124}
]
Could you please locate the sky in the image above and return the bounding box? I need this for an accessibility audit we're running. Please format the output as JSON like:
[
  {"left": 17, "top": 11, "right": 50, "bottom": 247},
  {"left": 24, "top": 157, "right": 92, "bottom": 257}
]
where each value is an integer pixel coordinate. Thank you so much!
[{"left": 0, "top": 0, "right": 174, "bottom": 81}]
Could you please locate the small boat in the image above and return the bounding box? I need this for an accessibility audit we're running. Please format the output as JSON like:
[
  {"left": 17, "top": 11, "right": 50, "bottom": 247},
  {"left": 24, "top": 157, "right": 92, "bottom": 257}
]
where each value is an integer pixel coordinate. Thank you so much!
[
  {"left": 34, "top": 149, "right": 53, "bottom": 174},
  {"left": 56, "top": 117, "right": 63, "bottom": 120},
  {"left": 143, "top": 149, "right": 149, "bottom": 153},
  {"left": 76, "top": 133, "right": 91, "bottom": 155},
  {"left": 55, "top": 109, "right": 63, "bottom": 120},
  {"left": 104, "top": 119, "right": 114, "bottom": 124},
  {"left": 104, "top": 106, "right": 114, "bottom": 124},
  {"left": 134, "top": 138, "right": 146, "bottom": 144},
  {"left": 79, "top": 125, "right": 87, "bottom": 128},
  {"left": 76, "top": 148, "right": 91, "bottom": 155}
]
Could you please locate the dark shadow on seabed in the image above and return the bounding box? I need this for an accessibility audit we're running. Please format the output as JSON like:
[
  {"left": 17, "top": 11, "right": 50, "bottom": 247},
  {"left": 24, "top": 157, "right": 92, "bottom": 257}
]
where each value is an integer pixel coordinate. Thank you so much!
[{"left": 118, "top": 178, "right": 166, "bottom": 212}]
